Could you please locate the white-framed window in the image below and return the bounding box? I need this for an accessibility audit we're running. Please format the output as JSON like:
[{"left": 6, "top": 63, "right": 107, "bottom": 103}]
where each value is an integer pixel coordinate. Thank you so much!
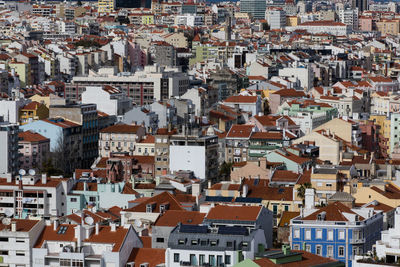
[
  {"left": 294, "top": 229, "right": 300, "bottom": 238},
  {"left": 328, "top": 230, "right": 334, "bottom": 240},
  {"left": 293, "top": 244, "right": 300, "bottom": 250},
  {"left": 305, "top": 229, "right": 311, "bottom": 240},
  {"left": 316, "top": 245, "right": 322, "bottom": 256},
  {"left": 339, "top": 246, "right": 345, "bottom": 257},
  {"left": 339, "top": 230, "right": 345, "bottom": 240},
  {"left": 327, "top": 246, "right": 333, "bottom": 257},
  {"left": 316, "top": 229, "right": 322, "bottom": 239},
  {"left": 305, "top": 244, "right": 311, "bottom": 252}
]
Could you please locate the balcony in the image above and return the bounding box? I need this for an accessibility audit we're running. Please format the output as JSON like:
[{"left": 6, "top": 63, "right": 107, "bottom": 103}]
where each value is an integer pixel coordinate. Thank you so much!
[
  {"left": 350, "top": 238, "right": 365, "bottom": 244},
  {"left": 104, "top": 146, "right": 110, "bottom": 150}
]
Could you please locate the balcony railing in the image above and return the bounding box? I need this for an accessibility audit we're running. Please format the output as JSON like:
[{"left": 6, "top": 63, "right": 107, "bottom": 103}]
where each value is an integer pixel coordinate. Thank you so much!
[{"left": 350, "top": 238, "right": 365, "bottom": 244}]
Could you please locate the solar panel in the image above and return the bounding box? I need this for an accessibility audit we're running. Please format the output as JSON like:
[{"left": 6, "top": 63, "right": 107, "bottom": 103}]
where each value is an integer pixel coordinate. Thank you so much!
[
  {"left": 57, "top": 226, "right": 68, "bottom": 235},
  {"left": 180, "top": 224, "right": 208, "bottom": 234},
  {"left": 218, "top": 226, "right": 248, "bottom": 236},
  {"left": 205, "top": 196, "right": 233, "bottom": 202},
  {"left": 235, "top": 197, "right": 262, "bottom": 203}
]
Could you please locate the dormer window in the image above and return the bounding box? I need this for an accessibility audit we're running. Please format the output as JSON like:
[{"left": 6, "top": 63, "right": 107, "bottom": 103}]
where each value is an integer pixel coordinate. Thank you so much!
[
  {"left": 160, "top": 202, "right": 170, "bottom": 213},
  {"left": 146, "top": 202, "right": 156, "bottom": 213},
  {"left": 355, "top": 215, "right": 360, "bottom": 221},
  {"left": 317, "top": 211, "right": 326, "bottom": 221}
]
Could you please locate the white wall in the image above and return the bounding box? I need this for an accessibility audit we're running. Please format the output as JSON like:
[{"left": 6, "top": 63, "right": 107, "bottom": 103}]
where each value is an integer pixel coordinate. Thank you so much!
[{"left": 169, "top": 145, "right": 206, "bottom": 179}]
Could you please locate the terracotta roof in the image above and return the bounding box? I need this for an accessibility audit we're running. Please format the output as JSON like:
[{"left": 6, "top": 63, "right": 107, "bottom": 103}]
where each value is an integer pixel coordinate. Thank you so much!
[
  {"left": 139, "top": 135, "right": 155, "bottom": 143},
  {"left": 22, "top": 101, "right": 42, "bottom": 110},
  {"left": 278, "top": 211, "right": 300, "bottom": 227},
  {"left": 84, "top": 225, "right": 129, "bottom": 252},
  {"left": 270, "top": 170, "right": 300, "bottom": 183},
  {"left": 224, "top": 95, "right": 258, "bottom": 103},
  {"left": 302, "top": 202, "right": 364, "bottom": 222},
  {"left": 155, "top": 210, "right": 206, "bottom": 227},
  {"left": 43, "top": 118, "right": 80, "bottom": 128},
  {"left": 124, "top": 192, "right": 183, "bottom": 212},
  {"left": 127, "top": 248, "right": 165, "bottom": 267},
  {"left": 371, "top": 184, "right": 400, "bottom": 199},
  {"left": 244, "top": 179, "right": 293, "bottom": 201},
  {"left": 205, "top": 205, "right": 261, "bottom": 221},
  {"left": 300, "top": 20, "right": 346, "bottom": 26},
  {"left": 19, "top": 131, "right": 49, "bottom": 142},
  {"left": 0, "top": 219, "right": 40, "bottom": 232},
  {"left": 226, "top": 124, "right": 254, "bottom": 138},
  {"left": 253, "top": 115, "right": 297, "bottom": 127},
  {"left": 253, "top": 250, "right": 339, "bottom": 266},
  {"left": 272, "top": 88, "right": 306, "bottom": 97},
  {"left": 35, "top": 224, "right": 77, "bottom": 248},
  {"left": 100, "top": 123, "right": 143, "bottom": 134},
  {"left": 274, "top": 150, "right": 310, "bottom": 165}
]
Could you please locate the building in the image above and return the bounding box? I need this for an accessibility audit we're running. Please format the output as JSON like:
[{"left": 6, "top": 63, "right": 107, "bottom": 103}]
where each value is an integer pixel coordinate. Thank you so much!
[
  {"left": 98, "top": 123, "right": 146, "bottom": 158},
  {"left": 149, "top": 41, "right": 177, "bottom": 67},
  {"left": 81, "top": 86, "right": 132, "bottom": 117},
  {"left": 290, "top": 195, "right": 383, "bottom": 266},
  {"left": 266, "top": 9, "right": 286, "bottom": 30},
  {"left": 339, "top": 8, "right": 358, "bottom": 31},
  {"left": 18, "top": 131, "right": 50, "bottom": 171},
  {"left": 0, "top": 121, "right": 19, "bottom": 176},
  {"left": 32, "top": 223, "right": 142, "bottom": 267},
  {"left": 49, "top": 104, "right": 98, "bottom": 169},
  {"left": 352, "top": 0, "right": 368, "bottom": 12},
  {"left": 0, "top": 219, "right": 45, "bottom": 267},
  {"left": 169, "top": 133, "right": 219, "bottom": 180},
  {"left": 240, "top": 0, "right": 266, "bottom": 19},
  {"left": 166, "top": 224, "right": 267, "bottom": 266},
  {"left": 98, "top": 0, "right": 115, "bottom": 13},
  {"left": 225, "top": 124, "right": 254, "bottom": 163},
  {"left": 223, "top": 95, "right": 262, "bottom": 116},
  {"left": 291, "top": 21, "right": 351, "bottom": 36}
]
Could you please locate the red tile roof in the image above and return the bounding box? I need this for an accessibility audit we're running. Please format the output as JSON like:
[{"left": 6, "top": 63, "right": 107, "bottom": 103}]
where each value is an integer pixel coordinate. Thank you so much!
[
  {"left": 127, "top": 248, "right": 165, "bottom": 267},
  {"left": 226, "top": 124, "right": 254, "bottom": 138},
  {"left": 100, "top": 124, "right": 143, "bottom": 134},
  {"left": 224, "top": 95, "right": 258, "bottom": 103},
  {"left": 302, "top": 202, "right": 364, "bottom": 221},
  {"left": 19, "top": 131, "right": 49, "bottom": 142},
  {"left": 124, "top": 192, "right": 184, "bottom": 212},
  {"left": 155, "top": 210, "right": 206, "bottom": 227}
]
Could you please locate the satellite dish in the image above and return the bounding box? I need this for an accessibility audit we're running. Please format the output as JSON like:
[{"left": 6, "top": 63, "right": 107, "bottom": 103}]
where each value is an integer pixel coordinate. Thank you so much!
[
  {"left": 124, "top": 213, "right": 132, "bottom": 218},
  {"left": 134, "top": 219, "right": 142, "bottom": 227},
  {"left": 18, "top": 169, "right": 26, "bottom": 176},
  {"left": 84, "top": 216, "right": 94, "bottom": 225},
  {"left": 4, "top": 209, "right": 13, "bottom": 217},
  {"left": 2, "top": 218, "right": 11, "bottom": 226},
  {"left": 28, "top": 169, "right": 36, "bottom": 176}
]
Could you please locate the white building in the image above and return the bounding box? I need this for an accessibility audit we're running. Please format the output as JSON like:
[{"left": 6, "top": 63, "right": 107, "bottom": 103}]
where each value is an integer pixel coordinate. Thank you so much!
[
  {"left": 175, "top": 14, "right": 203, "bottom": 27},
  {"left": 339, "top": 8, "right": 358, "bottom": 31},
  {"left": 81, "top": 86, "right": 132, "bottom": 117},
  {"left": 0, "top": 219, "right": 45, "bottom": 267},
  {"left": 169, "top": 134, "right": 219, "bottom": 180},
  {"left": 0, "top": 121, "right": 19, "bottom": 176},
  {"left": 278, "top": 65, "right": 314, "bottom": 90},
  {"left": 32, "top": 222, "right": 142, "bottom": 267},
  {"left": 0, "top": 98, "right": 30, "bottom": 124},
  {"left": 288, "top": 20, "right": 351, "bottom": 36},
  {"left": 354, "top": 207, "right": 400, "bottom": 267},
  {"left": 265, "top": 9, "right": 286, "bottom": 30}
]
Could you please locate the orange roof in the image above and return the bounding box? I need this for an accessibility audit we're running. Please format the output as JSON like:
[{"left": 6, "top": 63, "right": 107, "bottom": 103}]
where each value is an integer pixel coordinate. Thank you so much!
[
  {"left": 272, "top": 88, "right": 306, "bottom": 97},
  {"left": 278, "top": 211, "right": 300, "bottom": 227},
  {"left": 205, "top": 205, "right": 262, "bottom": 221},
  {"left": 226, "top": 124, "right": 254, "bottom": 138},
  {"left": 100, "top": 124, "right": 143, "bottom": 134},
  {"left": 127, "top": 248, "right": 165, "bottom": 267},
  {"left": 84, "top": 225, "right": 129, "bottom": 252},
  {"left": 19, "top": 131, "right": 49, "bottom": 142},
  {"left": 35, "top": 224, "right": 77, "bottom": 248},
  {"left": 224, "top": 95, "right": 258, "bottom": 103},
  {"left": 0, "top": 219, "right": 40, "bottom": 232},
  {"left": 155, "top": 210, "right": 206, "bottom": 227},
  {"left": 124, "top": 192, "right": 183, "bottom": 212},
  {"left": 22, "top": 101, "right": 42, "bottom": 110},
  {"left": 302, "top": 202, "right": 364, "bottom": 221},
  {"left": 254, "top": 250, "right": 339, "bottom": 266}
]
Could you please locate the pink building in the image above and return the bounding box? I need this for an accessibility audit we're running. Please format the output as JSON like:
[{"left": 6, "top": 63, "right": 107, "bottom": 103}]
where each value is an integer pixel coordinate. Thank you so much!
[
  {"left": 359, "top": 16, "right": 373, "bottom": 32},
  {"left": 18, "top": 130, "right": 50, "bottom": 170}
]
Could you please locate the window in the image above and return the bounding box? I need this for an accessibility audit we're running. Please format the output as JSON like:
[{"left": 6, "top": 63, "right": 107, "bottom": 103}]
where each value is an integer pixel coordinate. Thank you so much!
[
  {"left": 199, "top": 254, "right": 205, "bottom": 265},
  {"left": 209, "top": 255, "right": 215, "bottom": 266},
  {"left": 316, "top": 245, "right": 322, "bottom": 256},
  {"left": 191, "top": 240, "right": 198, "bottom": 245},
  {"left": 327, "top": 246, "right": 333, "bottom": 257},
  {"left": 284, "top": 205, "right": 289, "bottom": 211},
  {"left": 156, "top": 238, "right": 164, "bottom": 243},
  {"left": 294, "top": 229, "right": 300, "bottom": 238},
  {"left": 242, "top": 242, "right": 248, "bottom": 248},
  {"left": 328, "top": 230, "right": 334, "bottom": 240},
  {"left": 316, "top": 229, "right": 322, "bottom": 239},
  {"left": 47, "top": 193, "right": 52, "bottom": 197},
  {"left": 226, "top": 241, "right": 233, "bottom": 247},
  {"left": 339, "top": 246, "right": 345, "bottom": 257},
  {"left": 0, "top": 237, "right": 8, "bottom": 242},
  {"left": 293, "top": 244, "right": 300, "bottom": 250},
  {"left": 200, "top": 240, "right": 207, "bottom": 246},
  {"left": 305, "top": 245, "right": 311, "bottom": 252},
  {"left": 210, "top": 240, "right": 217, "bottom": 246},
  {"left": 225, "top": 255, "right": 231, "bottom": 264},
  {"left": 89, "top": 197, "right": 96, "bottom": 202},
  {"left": 190, "top": 254, "right": 196, "bottom": 265},
  {"left": 173, "top": 253, "right": 179, "bottom": 262},
  {"left": 178, "top": 239, "right": 185, "bottom": 245},
  {"left": 217, "top": 255, "right": 223, "bottom": 266},
  {"left": 305, "top": 229, "right": 311, "bottom": 240},
  {"left": 339, "top": 230, "right": 345, "bottom": 240},
  {"left": 16, "top": 238, "right": 25, "bottom": 243}
]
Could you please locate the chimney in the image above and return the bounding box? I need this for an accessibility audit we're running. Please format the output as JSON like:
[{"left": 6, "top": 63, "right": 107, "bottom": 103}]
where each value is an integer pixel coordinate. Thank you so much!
[
  {"left": 41, "top": 174, "right": 47, "bottom": 184},
  {"left": 95, "top": 223, "right": 99, "bottom": 235},
  {"left": 6, "top": 173, "right": 11, "bottom": 183},
  {"left": 208, "top": 180, "right": 212, "bottom": 189},
  {"left": 242, "top": 184, "right": 248, "bottom": 197},
  {"left": 110, "top": 223, "right": 116, "bottom": 232},
  {"left": 53, "top": 219, "right": 59, "bottom": 231},
  {"left": 305, "top": 188, "right": 315, "bottom": 210},
  {"left": 11, "top": 221, "right": 16, "bottom": 232},
  {"left": 75, "top": 225, "right": 82, "bottom": 248},
  {"left": 84, "top": 182, "right": 88, "bottom": 191}
]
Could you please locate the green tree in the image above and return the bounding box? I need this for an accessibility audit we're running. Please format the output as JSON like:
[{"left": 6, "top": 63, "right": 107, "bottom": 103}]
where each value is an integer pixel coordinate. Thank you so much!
[
  {"left": 297, "top": 182, "right": 313, "bottom": 205},
  {"left": 41, "top": 159, "right": 64, "bottom": 177}
]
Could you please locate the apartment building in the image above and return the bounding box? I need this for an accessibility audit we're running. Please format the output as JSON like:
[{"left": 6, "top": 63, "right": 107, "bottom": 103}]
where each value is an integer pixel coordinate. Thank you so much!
[
  {"left": 0, "top": 121, "right": 19, "bottom": 176},
  {"left": 18, "top": 131, "right": 50, "bottom": 170}
]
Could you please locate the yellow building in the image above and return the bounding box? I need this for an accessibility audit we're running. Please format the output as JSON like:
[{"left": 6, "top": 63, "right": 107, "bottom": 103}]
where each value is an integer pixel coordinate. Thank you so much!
[
  {"left": 134, "top": 135, "right": 155, "bottom": 156},
  {"left": 287, "top": 16, "right": 299, "bottom": 27},
  {"left": 376, "top": 19, "right": 400, "bottom": 36},
  {"left": 163, "top": 32, "right": 188, "bottom": 48},
  {"left": 344, "top": 182, "right": 400, "bottom": 207},
  {"left": 9, "top": 62, "right": 30, "bottom": 87},
  {"left": 19, "top": 101, "right": 49, "bottom": 125},
  {"left": 370, "top": 114, "right": 391, "bottom": 157},
  {"left": 98, "top": 0, "right": 114, "bottom": 13},
  {"left": 141, "top": 14, "right": 154, "bottom": 25}
]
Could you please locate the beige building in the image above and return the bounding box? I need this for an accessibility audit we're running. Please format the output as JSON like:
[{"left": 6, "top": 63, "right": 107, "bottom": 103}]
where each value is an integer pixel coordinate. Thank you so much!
[
  {"left": 230, "top": 159, "right": 271, "bottom": 183},
  {"left": 134, "top": 135, "right": 155, "bottom": 156},
  {"left": 376, "top": 19, "right": 400, "bottom": 36},
  {"left": 162, "top": 32, "right": 188, "bottom": 49},
  {"left": 344, "top": 182, "right": 400, "bottom": 207},
  {"left": 98, "top": 124, "right": 146, "bottom": 157},
  {"left": 313, "top": 117, "right": 360, "bottom": 144},
  {"left": 293, "top": 130, "right": 342, "bottom": 165}
]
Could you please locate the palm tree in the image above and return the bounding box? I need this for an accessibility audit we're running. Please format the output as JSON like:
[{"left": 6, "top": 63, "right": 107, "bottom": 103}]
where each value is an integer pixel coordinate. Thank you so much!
[{"left": 297, "top": 182, "right": 313, "bottom": 205}]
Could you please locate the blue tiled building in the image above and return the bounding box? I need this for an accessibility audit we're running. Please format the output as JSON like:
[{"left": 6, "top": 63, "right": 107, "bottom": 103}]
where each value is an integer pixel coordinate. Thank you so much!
[{"left": 290, "top": 201, "right": 383, "bottom": 267}]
